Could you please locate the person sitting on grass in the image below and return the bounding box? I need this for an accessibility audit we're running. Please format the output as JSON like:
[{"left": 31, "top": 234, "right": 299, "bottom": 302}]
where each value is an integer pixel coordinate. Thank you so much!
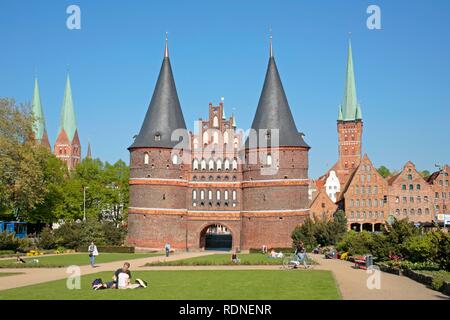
[
  {"left": 92, "top": 262, "right": 132, "bottom": 290},
  {"left": 231, "top": 250, "right": 240, "bottom": 264}
]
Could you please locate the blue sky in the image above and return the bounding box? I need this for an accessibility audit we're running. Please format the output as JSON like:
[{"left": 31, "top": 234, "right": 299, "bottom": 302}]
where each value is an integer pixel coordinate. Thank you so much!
[{"left": 1, "top": 0, "right": 449, "bottom": 178}]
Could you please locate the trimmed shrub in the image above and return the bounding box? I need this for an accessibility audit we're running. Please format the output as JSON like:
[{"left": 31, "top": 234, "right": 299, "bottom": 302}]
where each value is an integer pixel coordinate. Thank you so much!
[
  {"left": 102, "top": 221, "right": 127, "bottom": 246},
  {"left": 37, "top": 227, "right": 57, "bottom": 250},
  {"left": 54, "top": 222, "right": 82, "bottom": 249},
  {"left": 76, "top": 246, "right": 134, "bottom": 253}
]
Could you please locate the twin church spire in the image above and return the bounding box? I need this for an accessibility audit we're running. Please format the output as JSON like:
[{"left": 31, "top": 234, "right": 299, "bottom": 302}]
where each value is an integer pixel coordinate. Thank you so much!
[{"left": 31, "top": 73, "right": 82, "bottom": 170}]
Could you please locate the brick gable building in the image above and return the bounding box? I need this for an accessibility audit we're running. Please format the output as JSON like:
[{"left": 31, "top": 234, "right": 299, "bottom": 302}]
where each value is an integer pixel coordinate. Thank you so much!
[
  {"left": 386, "top": 161, "right": 434, "bottom": 224},
  {"left": 427, "top": 165, "right": 450, "bottom": 224},
  {"left": 127, "top": 35, "right": 310, "bottom": 251},
  {"left": 338, "top": 154, "right": 388, "bottom": 231}
]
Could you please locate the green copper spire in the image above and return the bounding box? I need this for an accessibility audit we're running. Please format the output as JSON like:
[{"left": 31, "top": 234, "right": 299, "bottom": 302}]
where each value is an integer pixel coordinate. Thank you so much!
[
  {"left": 58, "top": 74, "right": 77, "bottom": 142},
  {"left": 338, "top": 106, "right": 343, "bottom": 121},
  {"left": 31, "top": 77, "right": 47, "bottom": 141},
  {"left": 339, "top": 40, "right": 361, "bottom": 121}
]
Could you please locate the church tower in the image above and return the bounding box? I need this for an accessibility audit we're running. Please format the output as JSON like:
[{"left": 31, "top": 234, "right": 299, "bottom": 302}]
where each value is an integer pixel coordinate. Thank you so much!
[
  {"left": 31, "top": 77, "right": 51, "bottom": 150},
  {"left": 242, "top": 33, "right": 310, "bottom": 249},
  {"left": 127, "top": 34, "right": 189, "bottom": 249},
  {"left": 54, "top": 74, "right": 81, "bottom": 170},
  {"left": 336, "top": 40, "right": 363, "bottom": 174}
]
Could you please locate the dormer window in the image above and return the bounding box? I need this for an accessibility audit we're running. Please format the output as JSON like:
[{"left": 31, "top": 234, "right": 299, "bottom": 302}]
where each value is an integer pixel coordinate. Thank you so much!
[{"left": 154, "top": 133, "right": 161, "bottom": 141}]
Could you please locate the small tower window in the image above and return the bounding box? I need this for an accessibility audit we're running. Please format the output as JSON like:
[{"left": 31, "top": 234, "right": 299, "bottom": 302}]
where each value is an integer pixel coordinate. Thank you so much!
[
  {"left": 154, "top": 133, "right": 161, "bottom": 141},
  {"left": 232, "top": 158, "right": 238, "bottom": 170},
  {"left": 208, "top": 159, "right": 214, "bottom": 170},
  {"left": 144, "top": 153, "right": 149, "bottom": 165},
  {"left": 267, "top": 154, "right": 272, "bottom": 166},
  {"left": 172, "top": 154, "right": 178, "bottom": 165},
  {"left": 193, "top": 159, "right": 199, "bottom": 170},
  {"left": 224, "top": 131, "right": 229, "bottom": 144},
  {"left": 213, "top": 116, "right": 219, "bottom": 128},
  {"left": 232, "top": 190, "right": 237, "bottom": 201},
  {"left": 224, "top": 159, "right": 230, "bottom": 170},
  {"left": 217, "top": 159, "right": 222, "bottom": 170},
  {"left": 201, "top": 159, "right": 206, "bottom": 170},
  {"left": 216, "top": 190, "right": 221, "bottom": 200},
  {"left": 192, "top": 190, "right": 197, "bottom": 200},
  {"left": 224, "top": 190, "right": 229, "bottom": 200}
]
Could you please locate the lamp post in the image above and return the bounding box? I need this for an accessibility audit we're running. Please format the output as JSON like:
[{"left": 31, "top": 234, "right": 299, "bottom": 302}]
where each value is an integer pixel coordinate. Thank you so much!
[
  {"left": 83, "top": 186, "right": 89, "bottom": 222},
  {"left": 435, "top": 164, "right": 447, "bottom": 228}
]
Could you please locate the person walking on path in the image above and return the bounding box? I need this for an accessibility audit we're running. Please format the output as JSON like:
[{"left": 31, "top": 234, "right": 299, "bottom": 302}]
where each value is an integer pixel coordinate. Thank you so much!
[
  {"left": 88, "top": 242, "right": 99, "bottom": 267},
  {"left": 165, "top": 242, "right": 171, "bottom": 257}
]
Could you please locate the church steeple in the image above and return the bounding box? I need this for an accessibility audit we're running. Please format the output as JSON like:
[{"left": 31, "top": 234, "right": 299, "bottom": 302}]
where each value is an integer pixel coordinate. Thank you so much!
[
  {"left": 247, "top": 33, "right": 308, "bottom": 148},
  {"left": 339, "top": 40, "right": 362, "bottom": 121},
  {"left": 58, "top": 74, "right": 78, "bottom": 142},
  {"left": 31, "top": 77, "right": 51, "bottom": 149},
  {"left": 129, "top": 33, "right": 186, "bottom": 149},
  {"left": 54, "top": 73, "right": 81, "bottom": 170},
  {"left": 86, "top": 141, "right": 92, "bottom": 159}
]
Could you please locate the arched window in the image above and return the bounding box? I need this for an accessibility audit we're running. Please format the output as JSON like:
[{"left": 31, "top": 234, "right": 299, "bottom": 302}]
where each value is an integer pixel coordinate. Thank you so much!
[
  {"left": 200, "top": 190, "right": 205, "bottom": 200},
  {"left": 172, "top": 154, "right": 178, "bottom": 165},
  {"left": 213, "top": 116, "right": 219, "bottom": 127},
  {"left": 233, "top": 137, "right": 239, "bottom": 149},
  {"left": 192, "top": 190, "right": 197, "bottom": 200},
  {"left": 213, "top": 131, "right": 219, "bottom": 144},
  {"left": 193, "top": 138, "right": 199, "bottom": 149},
  {"left": 216, "top": 159, "right": 222, "bottom": 170},
  {"left": 224, "top": 190, "right": 229, "bottom": 200},
  {"left": 232, "top": 158, "right": 238, "bottom": 170},
  {"left": 224, "top": 159, "right": 230, "bottom": 170},
  {"left": 418, "top": 208, "right": 422, "bottom": 215},
  {"left": 208, "top": 159, "right": 214, "bottom": 170},
  {"left": 232, "top": 190, "right": 237, "bottom": 200},
  {"left": 201, "top": 159, "right": 206, "bottom": 170},
  {"left": 193, "top": 159, "right": 199, "bottom": 170},
  {"left": 267, "top": 154, "right": 272, "bottom": 166},
  {"left": 224, "top": 131, "right": 229, "bottom": 144},
  {"left": 144, "top": 153, "right": 149, "bottom": 165},
  {"left": 216, "top": 190, "right": 221, "bottom": 200},
  {"left": 203, "top": 131, "right": 209, "bottom": 145},
  {"left": 208, "top": 190, "right": 213, "bottom": 200}
]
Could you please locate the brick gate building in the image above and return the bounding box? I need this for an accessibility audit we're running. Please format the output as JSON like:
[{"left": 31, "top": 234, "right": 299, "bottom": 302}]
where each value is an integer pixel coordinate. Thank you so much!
[{"left": 127, "top": 35, "right": 310, "bottom": 251}]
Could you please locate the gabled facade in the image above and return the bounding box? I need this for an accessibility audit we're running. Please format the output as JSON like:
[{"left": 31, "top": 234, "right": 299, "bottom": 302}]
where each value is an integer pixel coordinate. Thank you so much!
[
  {"left": 339, "top": 154, "right": 388, "bottom": 231},
  {"left": 309, "top": 189, "right": 338, "bottom": 222},
  {"left": 427, "top": 164, "right": 450, "bottom": 222},
  {"left": 387, "top": 161, "right": 434, "bottom": 224}
]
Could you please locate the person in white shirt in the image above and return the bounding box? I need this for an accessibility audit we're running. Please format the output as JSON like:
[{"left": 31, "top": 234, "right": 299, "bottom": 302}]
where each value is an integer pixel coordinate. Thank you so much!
[{"left": 88, "top": 242, "right": 99, "bottom": 267}]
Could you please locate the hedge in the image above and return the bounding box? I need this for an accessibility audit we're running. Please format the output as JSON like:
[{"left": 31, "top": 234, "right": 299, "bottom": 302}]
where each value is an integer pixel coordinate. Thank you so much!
[
  {"left": 76, "top": 246, "right": 135, "bottom": 253},
  {"left": 249, "top": 247, "right": 293, "bottom": 254}
]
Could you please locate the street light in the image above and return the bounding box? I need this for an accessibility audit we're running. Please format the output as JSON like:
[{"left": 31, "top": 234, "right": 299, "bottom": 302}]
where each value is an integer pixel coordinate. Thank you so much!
[{"left": 83, "top": 186, "right": 89, "bottom": 222}]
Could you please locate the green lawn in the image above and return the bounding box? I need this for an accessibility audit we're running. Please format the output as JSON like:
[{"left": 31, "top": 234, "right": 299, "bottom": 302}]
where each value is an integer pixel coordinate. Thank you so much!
[
  {"left": 146, "top": 253, "right": 315, "bottom": 266},
  {"left": 0, "top": 253, "right": 161, "bottom": 268},
  {"left": 0, "top": 270, "right": 341, "bottom": 300},
  {"left": 0, "top": 272, "right": 23, "bottom": 277}
]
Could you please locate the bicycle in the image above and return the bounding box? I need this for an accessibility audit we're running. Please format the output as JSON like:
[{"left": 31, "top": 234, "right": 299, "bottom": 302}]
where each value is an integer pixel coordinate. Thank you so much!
[{"left": 282, "top": 252, "right": 313, "bottom": 270}]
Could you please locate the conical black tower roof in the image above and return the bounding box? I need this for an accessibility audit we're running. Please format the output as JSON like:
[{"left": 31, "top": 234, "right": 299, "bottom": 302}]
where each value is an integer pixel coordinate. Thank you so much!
[
  {"left": 246, "top": 41, "right": 309, "bottom": 149},
  {"left": 129, "top": 36, "right": 186, "bottom": 149}
]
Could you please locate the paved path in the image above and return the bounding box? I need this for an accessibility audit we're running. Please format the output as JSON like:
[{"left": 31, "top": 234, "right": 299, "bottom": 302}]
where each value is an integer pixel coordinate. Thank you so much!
[
  {"left": 1, "top": 251, "right": 448, "bottom": 300},
  {"left": 0, "top": 251, "right": 215, "bottom": 291},
  {"left": 311, "top": 254, "right": 448, "bottom": 300}
]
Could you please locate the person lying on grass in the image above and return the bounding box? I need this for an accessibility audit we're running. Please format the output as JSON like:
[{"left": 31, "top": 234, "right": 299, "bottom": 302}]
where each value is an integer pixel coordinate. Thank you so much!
[
  {"left": 92, "top": 262, "right": 132, "bottom": 289},
  {"left": 16, "top": 255, "right": 26, "bottom": 264}
]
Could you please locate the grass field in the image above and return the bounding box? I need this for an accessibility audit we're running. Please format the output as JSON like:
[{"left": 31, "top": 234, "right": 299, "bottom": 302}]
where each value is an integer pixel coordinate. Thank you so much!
[
  {"left": 0, "top": 270, "right": 341, "bottom": 300},
  {"left": 146, "top": 253, "right": 315, "bottom": 266},
  {"left": 0, "top": 253, "right": 161, "bottom": 268}
]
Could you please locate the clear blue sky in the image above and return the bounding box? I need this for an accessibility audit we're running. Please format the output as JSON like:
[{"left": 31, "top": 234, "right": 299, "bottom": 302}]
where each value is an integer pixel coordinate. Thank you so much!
[{"left": 1, "top": 0, "right": 449, "bottom": 178}]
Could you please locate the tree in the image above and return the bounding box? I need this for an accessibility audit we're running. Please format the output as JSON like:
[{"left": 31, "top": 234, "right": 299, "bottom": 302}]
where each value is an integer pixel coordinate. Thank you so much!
[
  {"left": 328, "top": 210, "right": 348, "bottom": 244},
  {"left": 377, "top": 165, "right": 391, "bottom": 178},
  {"left": 0, "top": 98, "right": 46, "bottom": 219},
  {"left": 420, "top": 170, "right": 430, "bottom": 178}
]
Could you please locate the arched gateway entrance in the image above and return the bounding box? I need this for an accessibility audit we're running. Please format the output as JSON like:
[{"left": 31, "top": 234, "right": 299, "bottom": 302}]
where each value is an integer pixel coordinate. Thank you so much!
[{"left": 199, "top": 224, "right": 232, "bottom": 251}]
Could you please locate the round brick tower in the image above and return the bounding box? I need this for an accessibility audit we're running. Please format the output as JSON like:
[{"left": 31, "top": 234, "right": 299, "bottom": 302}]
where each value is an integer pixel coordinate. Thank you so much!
[
  {"left": 242, "top": 36, "right": 310, "bottom": 249},
  {"left": 127, "top": 35, "right": 189, "bottom": 249}
]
